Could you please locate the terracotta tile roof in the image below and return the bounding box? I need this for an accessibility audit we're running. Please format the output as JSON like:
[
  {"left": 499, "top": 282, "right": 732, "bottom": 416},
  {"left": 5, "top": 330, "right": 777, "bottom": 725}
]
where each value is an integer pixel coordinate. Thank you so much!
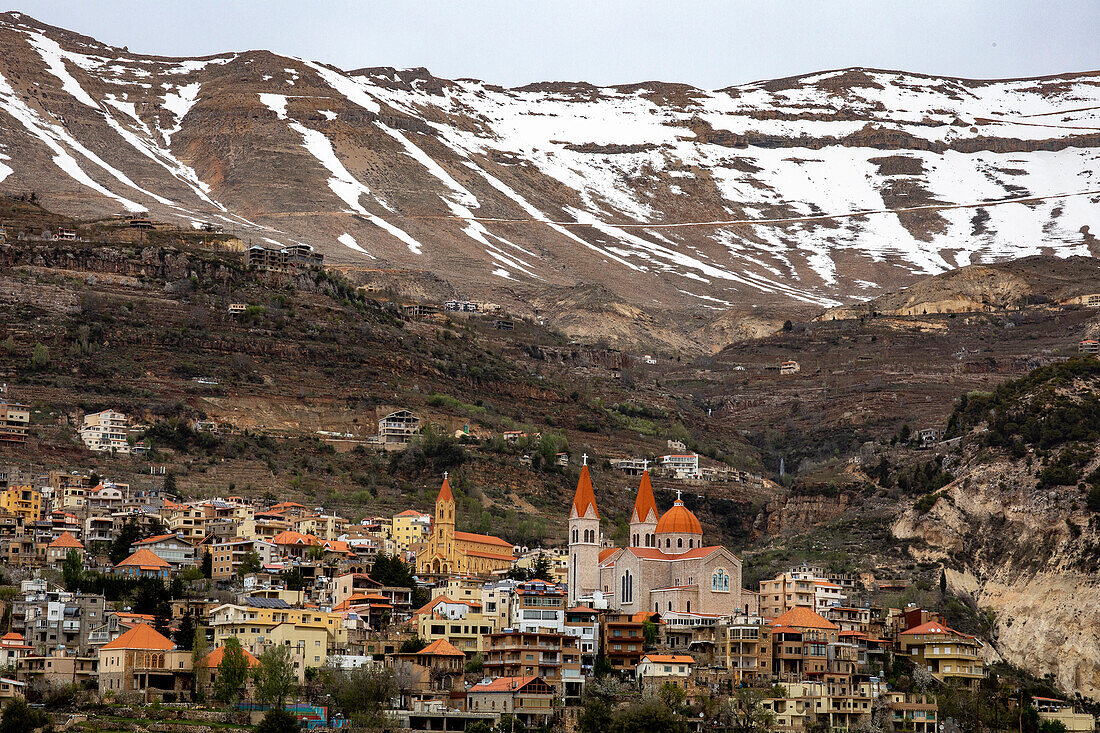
[
  {"left": 598, "top": 548, "right": 619, "bottom": 564},
  {"left": 464, "top": 550, "right": 514, "bottom": 560},
  {"left": 134, "top": 533, "right": 185, "bottom": 546},
  {"left": 272, "top": 530, "right": 319, "bottom": 546},
  {"left": 642, "top": 654, "right": 695, "bottom": 664},
  {"left": 772, "top": 606, "right": 838, "bottom": 631},
  {"left": 394, "top": 510, "right": 429, "bottom": 518},
  {"left": 115, "top": 548, "right": 171, "bottom": 569},
  {"left": 454, "top": 531, "right": 512, "bottom": 548},
  {"left": 436, "top": 476, "right": 454, "bottom": 503},
  {"left": 48, "top": 532, "right": 84, "bottom": 549},
  {"left": 470, "top": 675, "right": 542, "bottom": 693},
  {"left": 631, "top": 470, "right": 658, "bottom": 524},
  {"left": 655, "top": 499, "right": 702, "bottom": 535},
  {"left": 900, "top": 621, "right": 974, "bottom": 638},
  {"left": 101, "top": 623, "right": 175, "bottom": 651},
  {"left": 570, "top": 465, "right": 599, "bottom": 519},
  {"left": 566, "top": 606, "right": 598, "bottom": 614},
  {"left": 418, "top": 638, "right": 465, "bottom": 656},
  {"left": 202, "top": 645, "right": 260, "bottom": 668}
]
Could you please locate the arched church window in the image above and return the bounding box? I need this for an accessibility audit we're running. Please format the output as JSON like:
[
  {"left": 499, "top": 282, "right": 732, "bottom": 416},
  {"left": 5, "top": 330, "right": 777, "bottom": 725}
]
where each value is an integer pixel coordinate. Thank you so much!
[{"left": 677, "top": 538, "right": 683, "bottom": 548}]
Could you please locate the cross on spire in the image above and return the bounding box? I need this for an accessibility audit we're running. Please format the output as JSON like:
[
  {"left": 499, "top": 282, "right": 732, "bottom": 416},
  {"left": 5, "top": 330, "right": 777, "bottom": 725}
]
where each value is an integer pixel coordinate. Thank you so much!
[
  {"left": 582, "top": 453, "right": 588, "bottom": 466},
  {"left": 675, "top": 488, "right": 682, "bottom": 501},
  {"left": 443, "top": 471, "right": 449, "bottom": 480},
  {"left": 642, "top": 458, "right": 649, "bottom": 471}
]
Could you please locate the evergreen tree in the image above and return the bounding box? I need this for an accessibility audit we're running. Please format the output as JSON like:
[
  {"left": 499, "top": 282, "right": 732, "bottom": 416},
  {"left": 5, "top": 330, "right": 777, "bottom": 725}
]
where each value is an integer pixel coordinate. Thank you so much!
[
  {"left": 530, "top": 553, "right": 553, "bottom": 582},
  {"left": 237, "top": 550, "right": 262, "bottom": 578},
  {"left": 201, "top": 551, "right": 213, "bottom": 578},
  {"left": 0, "top": 697, "right": 50, "bottom": 733},
  {"left": 110, "top": 518, "right": 145, "bottom": 565},
  {"left": 62, "top": 549, "right": 84, "bottom": 591},
  {"left": 191, "top": 624, "right": 209, "bottom": 701},
  {"left": 174, "top": 611, "right": 196, "bottom": 650},
  {"left": 256, "top": 708, "right": 300, "bottom": 733}
]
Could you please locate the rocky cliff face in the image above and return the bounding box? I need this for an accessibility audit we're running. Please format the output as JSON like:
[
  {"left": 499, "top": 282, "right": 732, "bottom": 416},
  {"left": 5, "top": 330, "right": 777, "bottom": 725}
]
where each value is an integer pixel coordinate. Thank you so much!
[
  {"left": 0, "top": 13, "right": 1099, "bottom": 348},
  {"left": 894, "top": 455, "right": 1100, "bottom": 698}
]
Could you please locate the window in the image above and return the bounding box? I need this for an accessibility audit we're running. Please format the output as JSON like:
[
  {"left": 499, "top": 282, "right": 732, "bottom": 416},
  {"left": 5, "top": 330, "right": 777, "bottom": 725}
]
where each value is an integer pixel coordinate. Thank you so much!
[{"left": 677, "top": 538, "right": 683, "bottom": 548}]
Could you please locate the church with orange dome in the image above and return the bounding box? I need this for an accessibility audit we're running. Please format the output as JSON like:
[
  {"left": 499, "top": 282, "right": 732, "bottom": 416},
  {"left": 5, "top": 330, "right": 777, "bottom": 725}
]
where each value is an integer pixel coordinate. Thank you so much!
[{"left": 567, "top": 461, "right": 750, "bottom": 617}]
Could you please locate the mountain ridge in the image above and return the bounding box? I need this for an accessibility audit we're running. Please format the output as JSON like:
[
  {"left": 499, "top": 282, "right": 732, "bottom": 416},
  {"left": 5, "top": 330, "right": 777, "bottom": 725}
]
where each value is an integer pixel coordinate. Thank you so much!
[{"left": 1, "top": 12, "right": 1099, "bottom": 349}]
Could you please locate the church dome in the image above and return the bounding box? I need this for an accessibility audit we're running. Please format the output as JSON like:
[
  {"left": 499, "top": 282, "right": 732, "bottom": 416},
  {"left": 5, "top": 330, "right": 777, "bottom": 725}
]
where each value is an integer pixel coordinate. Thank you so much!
[{"left": 655, "top": 499, "right": 702, "bottom": 535}]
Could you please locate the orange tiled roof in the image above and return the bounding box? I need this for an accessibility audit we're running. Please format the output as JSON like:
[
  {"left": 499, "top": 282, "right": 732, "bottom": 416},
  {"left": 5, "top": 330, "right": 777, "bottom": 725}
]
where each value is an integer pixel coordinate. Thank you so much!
[
  {"left": 631, "top": 470, "right": 658, "bottom": 524},
  {"left": 101, "top": 623, "right": 174, "bottom": 651},
  {"left": 570, "top": 465, "right": 599, "bottom": 519},
  {"left": 900, "top": 621, "right": 974, "bottom": 638},
  {"left": 454, "top": 531, "right": 512, "bottom": 548},
  {"left": 203, "top": 645, "right": 260, "bottom": 668},
  {"left": 772, "top": 606, "right": 838, "bottom": 631},
  {"left": 418, "top": 638, "right": 464, "bottom": 656},
  {"left": 115, "top": 548, "right": 171, "bottom": 569},
  {"left": 643, "top": 654, "right": 695, "bottom": 664},
  {"left": 598, "top": 548, "right": 619, "bottom": 564},
  {"left": 470, "top": 675, "right": 542, "bottom": 692},
  {"left": 394, "top": 510, "right": 428, "bottom": 518},
  {"left": 271, "top": 530, "right": 319, "bottom": 546},
  {"left": 436, "top": 476, "right": 454, "bottom": 503},
  {"left": 48, "top": 532, "right": 84, "bottom": 549},
  {"left": 134, "top": 533, "right": 179, "bottom": 546},
  {"left": 655, "top": 499, "right": 702, "bottom": 535}
]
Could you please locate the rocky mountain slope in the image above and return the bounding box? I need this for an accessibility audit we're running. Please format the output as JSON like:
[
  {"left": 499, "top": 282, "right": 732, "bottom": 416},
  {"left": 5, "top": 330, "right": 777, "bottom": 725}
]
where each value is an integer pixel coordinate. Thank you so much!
[
  {"left": 0, "top": 12, "right": 1099, "bottom": 347},
  {"left": 819, "top": 254, "right": 1100, "bottom": 318},
  {"left": 894, "top": 360, "right": 1100, "bottom": 698}
]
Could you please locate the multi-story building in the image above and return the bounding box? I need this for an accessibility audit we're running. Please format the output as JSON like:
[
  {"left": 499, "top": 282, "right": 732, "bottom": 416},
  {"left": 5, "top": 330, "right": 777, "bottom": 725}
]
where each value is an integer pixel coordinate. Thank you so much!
[
  {"left": 14, "top": 587, "right": 107, "bottom": 656},
  {"left": 79, "top": 410, "right": 133, "bottom": 453},
  {"left": 599, "top": 611, "right": 647, "bottom": 672},
  {"left": 767, "top": 606, "right": 857, "bottom": 684},
  {"left": 415, "top": 596, "right": 495, "bottom": 655},
  {"left": 98, "top": 624, "right": 191, "bottom": 699},
  {"left": 509, "top": 581, "right": 566, "bottom": 634},
  {"left": 824, "top": 605, "right": 872, "bottom": 633},
  {"left": 0, "top": 485, "right": 41, "bottom": 521},
  {"left": 563, "top": 605, "right": 599, "bottom": 675},
  {"left": 897, "top": 621, "right": 984, "bottom": 691},
  {"left": 391, "top": 510, "right": 431, "bottom": 552},
  {"left": 209, "top": 598, "right": 347, "bottom": 677},
  {"left": 719, "top": 616, "right": 772, "bottom": 683},
  {"left": 209, "top": 537, "right": 277, "bottom": 580},
  {"left": 636, "top": 654, "right": 695, "bottom": 694},
  {"left": 45, "top": 532, "right": 84, "bottom": 568},
  {"left": 482, "top": 630, "right": 581, "bottom": 698},
  {"left": 378, "top": 410, "right": 421, "bottom": 449},
  {"left": 759, "top": 569, "right": 848, "bottom": 618},
  {"left": 658, "top": 453, "right": 699, "bottom": 479},
  {"left": 130, "top": 534, "right": 196, "bottom": 570},
  {"left": 467, "top": 676, "right": 555, "bottom": 729},
  {"left": 0, "top": 402, "right": 30, "bottom": 444}
]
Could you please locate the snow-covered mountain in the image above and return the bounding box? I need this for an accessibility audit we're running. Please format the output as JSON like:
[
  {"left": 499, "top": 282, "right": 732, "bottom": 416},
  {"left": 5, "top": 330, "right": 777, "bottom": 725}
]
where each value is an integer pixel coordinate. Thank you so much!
[{"left": 1, "top": 12, "right": 1099, "bottom": 344}]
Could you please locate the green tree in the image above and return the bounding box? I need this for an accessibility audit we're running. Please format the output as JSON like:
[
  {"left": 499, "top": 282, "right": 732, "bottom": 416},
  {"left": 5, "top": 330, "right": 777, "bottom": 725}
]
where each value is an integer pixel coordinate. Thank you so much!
[
  {"left": 201, "top": 551, "right": 213, "bottom": 578},
  {"left": 61, "top": 549, "right": 83, "bottom": 591},
  {"left": 610, "top": 698, "right": 687, "bottom": 733},
  {"left": 328, "top": 666, "right": 396, "bottom": 725},
  {"left": 28, "top": 342, "right": 50, "bottom": 372},
  {"left": 530, "top": 553, "right": 553, "bottom": 582},
  {"left": 191, "top": 624, "right": 209, "bottom": 701},
  {"left": 722, "top": 687, "right": 776, "bottom": 733},
  {"left": 174, "top": 611, "right": 195, "bottom": 650},
  {"left": 0, "top": 697, "right": 50, "bottom": 733},
  {"left": 255, "top": 708, "right": 300, "bottom": 733},
  {"left": 110, "top": 518, "right": 145, "bottom": 565},
  {"left": 642, "top": 619, "right": 659, "bottom": 647},
  {"left": 255, "top": 644, "right": 297, "bottom": 707},
  {"left": 237, "top": 550, "right": 262, "bottom": 578},
  {"left": 399, "top": 636, "right": 427, "bottom": 654},
  {"left": 213, "top": 637, "right": 251, "bottom": 703}
]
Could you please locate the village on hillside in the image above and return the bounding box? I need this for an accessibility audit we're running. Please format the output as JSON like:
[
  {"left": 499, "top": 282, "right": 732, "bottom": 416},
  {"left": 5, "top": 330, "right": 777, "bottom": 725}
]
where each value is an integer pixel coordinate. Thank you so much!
[{"left": 0, "top": 378, "right": 1092, "bottom": 733}]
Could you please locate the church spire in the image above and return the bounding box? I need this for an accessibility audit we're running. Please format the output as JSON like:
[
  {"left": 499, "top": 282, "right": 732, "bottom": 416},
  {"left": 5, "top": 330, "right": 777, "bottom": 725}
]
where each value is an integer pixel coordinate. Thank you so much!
[
  {"left": 631, "top": 469, "right": 658, "bottom": 524},
  {"left": 437, "top": 473, "right": 454, "bottom": 503},
  {"left": 570, "top": 464, "right": 599, "bottom": 519}
]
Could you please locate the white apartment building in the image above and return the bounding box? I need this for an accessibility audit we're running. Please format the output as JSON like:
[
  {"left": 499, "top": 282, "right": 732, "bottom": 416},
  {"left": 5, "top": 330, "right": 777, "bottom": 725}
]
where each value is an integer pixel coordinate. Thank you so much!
[
  {"left": 79, "top": 411, "right": 132, "bottom": 454},
  {"left": 659, "top": 453, "right": 700, "bottom": 479}
]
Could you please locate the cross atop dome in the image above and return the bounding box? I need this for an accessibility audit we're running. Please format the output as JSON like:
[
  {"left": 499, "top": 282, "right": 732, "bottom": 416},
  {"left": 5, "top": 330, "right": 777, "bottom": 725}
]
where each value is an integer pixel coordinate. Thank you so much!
[{"left": 582, "top": 453, "right": 588, "bottom": 466}]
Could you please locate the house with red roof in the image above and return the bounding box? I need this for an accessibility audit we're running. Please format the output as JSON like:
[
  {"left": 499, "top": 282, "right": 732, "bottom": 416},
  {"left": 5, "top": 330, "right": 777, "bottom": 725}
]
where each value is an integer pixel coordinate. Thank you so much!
[
  {"left": 898, "top": 620, "right": 984, "bottom": 690},
  {"left": 45, "top": 531, "right": 84, "bottom": 567},
  {"left": 112, "top": 547, "right": 172, "bottom": 579},
  {"left": 97, "top": 623, "right": 192, "bottom": 699},
  {"left": 467, "top": 676, "right": 555, "bottom": 728},
  {"left": 129, "top": 533, "right": 195, "bottom": 569},
  {"left": 388, "top": 638, "right": 465, "bottom": 706},
  {"left": 636, "top": 653, "right": 696, "bottom": 695}
]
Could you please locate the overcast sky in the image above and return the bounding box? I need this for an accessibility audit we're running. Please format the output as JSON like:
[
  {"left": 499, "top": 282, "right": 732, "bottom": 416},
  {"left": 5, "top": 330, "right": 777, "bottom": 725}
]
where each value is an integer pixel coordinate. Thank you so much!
[{"left": 12, "top": 1, "right": 1100, "bottom": 88}]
